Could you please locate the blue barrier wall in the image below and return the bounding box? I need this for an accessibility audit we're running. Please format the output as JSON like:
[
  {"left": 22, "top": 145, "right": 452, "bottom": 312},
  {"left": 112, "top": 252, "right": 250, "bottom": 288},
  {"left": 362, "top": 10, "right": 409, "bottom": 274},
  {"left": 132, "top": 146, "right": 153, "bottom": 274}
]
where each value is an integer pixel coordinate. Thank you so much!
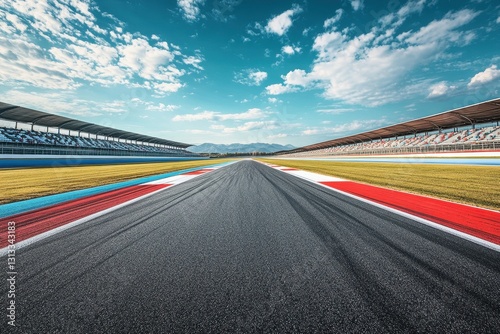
[{"left": 0, "top": 161, "right": 232, "bottom": 218}]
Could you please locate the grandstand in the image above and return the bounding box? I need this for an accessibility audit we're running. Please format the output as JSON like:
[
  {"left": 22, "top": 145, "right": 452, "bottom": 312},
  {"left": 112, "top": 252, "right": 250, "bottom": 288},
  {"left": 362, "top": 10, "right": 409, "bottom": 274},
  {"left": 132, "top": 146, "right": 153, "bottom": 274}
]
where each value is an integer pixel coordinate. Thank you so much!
[
  {"left": 0, "top": 101, "right": 200, "bottom": 159},
  {"left": 279, "top": 99, "right": 500, "bottom": 157}
]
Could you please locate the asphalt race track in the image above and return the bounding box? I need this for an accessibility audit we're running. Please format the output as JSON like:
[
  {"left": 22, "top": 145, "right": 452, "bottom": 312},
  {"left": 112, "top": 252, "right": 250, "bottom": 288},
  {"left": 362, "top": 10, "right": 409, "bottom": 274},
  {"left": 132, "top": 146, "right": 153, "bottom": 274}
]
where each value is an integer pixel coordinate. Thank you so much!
[{"left": 3, "top": 160, "right": 500, "bottom": 333}]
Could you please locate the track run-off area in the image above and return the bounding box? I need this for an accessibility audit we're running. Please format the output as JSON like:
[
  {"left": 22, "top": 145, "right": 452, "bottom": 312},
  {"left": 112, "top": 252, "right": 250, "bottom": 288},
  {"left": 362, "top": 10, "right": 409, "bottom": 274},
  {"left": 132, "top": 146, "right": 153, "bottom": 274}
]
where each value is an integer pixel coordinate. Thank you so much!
[{"left": 1, "top": 159, "right": 500, "bottom": 332}]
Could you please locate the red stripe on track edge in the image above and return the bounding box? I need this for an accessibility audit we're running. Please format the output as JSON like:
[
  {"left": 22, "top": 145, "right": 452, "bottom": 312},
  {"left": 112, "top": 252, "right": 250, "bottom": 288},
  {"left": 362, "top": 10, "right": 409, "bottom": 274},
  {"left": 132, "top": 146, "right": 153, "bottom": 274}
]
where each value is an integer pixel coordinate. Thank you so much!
[
  {"left": 182, "top": 168, "right": 213, "bottom": 175},
  {"left": 0, "top": 184, "right": 170, "bottom": 248},
  {"left": 321, "top": 181, "right": 500, "bottom": 245}
]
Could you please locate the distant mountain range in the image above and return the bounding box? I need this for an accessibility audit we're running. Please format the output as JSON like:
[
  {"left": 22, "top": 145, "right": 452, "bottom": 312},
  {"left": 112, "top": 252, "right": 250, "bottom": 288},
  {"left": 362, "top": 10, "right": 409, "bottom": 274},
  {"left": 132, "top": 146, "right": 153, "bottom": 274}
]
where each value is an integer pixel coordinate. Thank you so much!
[{"left": 188, "top": 143, "right": 295, "bottom": 154}]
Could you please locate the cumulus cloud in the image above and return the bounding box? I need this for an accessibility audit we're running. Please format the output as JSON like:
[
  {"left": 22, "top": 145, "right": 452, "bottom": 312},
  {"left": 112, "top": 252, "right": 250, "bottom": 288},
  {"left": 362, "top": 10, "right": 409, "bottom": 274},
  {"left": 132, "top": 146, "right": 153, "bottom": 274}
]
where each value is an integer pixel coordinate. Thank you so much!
[
  {"left": 350, "top": 0, "right": 364, "bottom": 11},
  {"left": 249, "top": 71, "right": 268, "bottom": 85},
  {"left": 427, "top": 81, "right": 456, "bottom": 98},
  {"left": 131, "top": 98, "right": 180, "bottom": 112},
  {"left": 183, "top": 55, "right": 204, "bottom": 71},
  {"left": 324, "top": 9, "right": 343, "bottom": 29},
  {"left": 218, "top": 108, "right": 265, "bottom": 121},
  {"left": 0, "top": 0, "right": 200, "bottom": 95},
  {"left": 265, "top": 4, "right": 303, "bottom": 36},
  {"left": 282, "top": 45, "right": 301, "bottom": 55},
  {"left": 265, "top": 4, "right": 480, "bottom": 106},
  {"left": 173, "top": 110, "right": 216, "bottom": 121},
  {"left": 468, "top": 65, "right": 500, "bottom": 88},
  {"left": 117, "top": 38, "right": 175, "bottom": 78},
  {"left": 177, "top": 0, "right": 205, "bottom": 22},
  {"left": 235, "top": 69, "right": 268, "bottom": 86},
  {"left": 265, "top": 83, "right": 296, "bottom": 95}
]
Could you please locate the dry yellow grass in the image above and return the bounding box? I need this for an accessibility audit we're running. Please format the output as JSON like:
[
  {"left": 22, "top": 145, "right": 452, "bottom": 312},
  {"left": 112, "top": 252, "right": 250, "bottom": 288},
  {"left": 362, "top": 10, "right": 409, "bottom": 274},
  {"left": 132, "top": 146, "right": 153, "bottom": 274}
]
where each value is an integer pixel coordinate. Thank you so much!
[
  {"left": 0, "top": 159, "right": 233, "bottom": 204},
  {"left": 258, "top": 158, "right": 500, "bottom": 211}
]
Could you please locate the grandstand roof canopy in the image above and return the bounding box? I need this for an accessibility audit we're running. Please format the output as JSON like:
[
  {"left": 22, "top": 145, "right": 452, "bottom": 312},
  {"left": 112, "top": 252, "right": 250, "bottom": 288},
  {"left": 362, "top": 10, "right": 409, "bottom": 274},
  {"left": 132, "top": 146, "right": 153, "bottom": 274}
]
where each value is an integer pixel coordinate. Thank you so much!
[
  {"left": 0, "top": 101, "right": 191, "bottom": 148},
  {"left": 292, "top": 98, "right": 500, "bottom": 152}
]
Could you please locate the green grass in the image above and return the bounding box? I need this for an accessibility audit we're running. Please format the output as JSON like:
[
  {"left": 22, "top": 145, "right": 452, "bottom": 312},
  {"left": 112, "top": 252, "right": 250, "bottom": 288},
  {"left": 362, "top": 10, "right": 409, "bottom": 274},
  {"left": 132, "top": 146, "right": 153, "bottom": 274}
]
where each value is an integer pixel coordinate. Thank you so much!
[
  {"left": 258, "top": 158, "right": 500, "bottom": 211},
  {"left": 0, "top": 159, "right": 234, "bottom": 204}
]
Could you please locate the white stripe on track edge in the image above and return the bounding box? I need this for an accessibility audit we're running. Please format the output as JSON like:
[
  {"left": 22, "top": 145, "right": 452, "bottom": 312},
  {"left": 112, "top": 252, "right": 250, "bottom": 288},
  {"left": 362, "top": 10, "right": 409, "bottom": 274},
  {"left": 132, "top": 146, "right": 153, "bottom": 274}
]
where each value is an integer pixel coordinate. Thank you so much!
[
  {"left": 0, "top": 161, "right": 239, "bottom": 257},
  {"left": 257, "top": 161, "right": 500, "bottom": 253}
]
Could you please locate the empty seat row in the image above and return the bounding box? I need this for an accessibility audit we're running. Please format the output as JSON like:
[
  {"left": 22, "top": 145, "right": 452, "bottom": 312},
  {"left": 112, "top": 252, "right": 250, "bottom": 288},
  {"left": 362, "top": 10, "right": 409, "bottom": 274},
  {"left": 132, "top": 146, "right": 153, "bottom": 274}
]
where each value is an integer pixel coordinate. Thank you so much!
[
  {"left": 0, "top": 127, "right": 199, "bottom": 157},
  {"left": 284, "top": 125, "right": 500, "bottom": 157}
]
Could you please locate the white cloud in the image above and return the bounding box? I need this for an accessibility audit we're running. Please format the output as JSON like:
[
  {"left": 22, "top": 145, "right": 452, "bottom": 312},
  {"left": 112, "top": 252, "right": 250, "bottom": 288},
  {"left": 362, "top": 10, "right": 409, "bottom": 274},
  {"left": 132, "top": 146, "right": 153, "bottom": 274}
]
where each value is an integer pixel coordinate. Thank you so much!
[
  {"left": 5, "top": 13, "right": 28, "bottom": 32},
  {"left": 312, "top": 30, "right": 346, "bottom": 60},
  {"left": 406, "top": 10, "right": 479, "bottom": 45},
  {"left": 218, "top": 108, "right": 265, "bottom": 121},
  {"left": 350, "top": 0, "right": 364, "bottom": 11},
  {"left": 183, "top": 55, "right": 204, "bottom": 71},
  {"left": 130, "top": 98, "right": 181, "bottom": 112},
  {"left": 152, "top": 81, "right": 184, "bottom": 94},
  {"left": 0, "top": 0, "right": 198, "bottom": 95},
  {"left": 283, "top": 69, "right": 311, "bottom": 86},
  {"left": 235, "top": 69, "right": 268, "bottom": 86},
  {"left": 249, "top": 71, "right": 268, "bottom": 85},
  {"left": 497, "top": 16, "right": 500, "bottom": 24},
  {"left": 265, "top": 4, "right": 303, "bottom": 36},
  {"left": 173, "top": 110, "right": 216, "bottom": 121},
  {"left": 147, "top": 103, "right": 180, "bottom": 112},
  {"left": 0, "top": 89, "right": 126, "bottom": 117},
  {"left": 0, "top": 39, "right": 81, "bottom": 90},
  {"left": 468, "top": 65, "right": 500, "bottom": 87},
  {"left": 380, "top": 0, "right": 427, "bottom": 29},
  {"left": 177, "top": 0, "right": 205, "bottom": 22},
  {"left": 266, "top": 5, "right": 480, "bottom": 106},
  {"left": 246, "top": 22, "right": 265, "bottom": 36},
  {"left": 265, "top": 83, "right": 296, "bottom": 95},
  {"left": 324, "top": 9, "right": 343, "bottom": 29},
  {"left": 268, "top": 97, "right": 282, "bottom": 103},
  {"left": 218, "top": 121, "right": 278, "bottom": 133},
  {"left": 282, "top": 45, "right": 301, "bottom": 55},
  {"left": 117, "top": 37, "right": 175, "bottom": 79},
  {"left": 427, "top": 81, "right": 456, "bottom": 98},
  {"left": 173, "top": 108, "right": 266, "bottom": 122},
  {"left": 100, "top": 100, "right": 127, "bottom": 113}
]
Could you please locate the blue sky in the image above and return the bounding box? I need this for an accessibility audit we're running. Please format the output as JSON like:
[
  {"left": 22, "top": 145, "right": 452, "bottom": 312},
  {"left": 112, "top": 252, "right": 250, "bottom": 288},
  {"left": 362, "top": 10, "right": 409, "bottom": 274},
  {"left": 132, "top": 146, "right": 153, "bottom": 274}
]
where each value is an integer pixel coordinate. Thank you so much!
[{"left": 0, "top": 0, "right": 499, "bottom": 147}]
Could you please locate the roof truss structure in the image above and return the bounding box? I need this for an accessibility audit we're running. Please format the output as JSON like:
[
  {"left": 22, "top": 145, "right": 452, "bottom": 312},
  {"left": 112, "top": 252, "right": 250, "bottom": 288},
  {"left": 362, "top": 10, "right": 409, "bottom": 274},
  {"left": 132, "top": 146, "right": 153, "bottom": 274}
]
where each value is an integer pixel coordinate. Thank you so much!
[
  {"left": 0, "top": 102, "right": 191, "bottom": 148},
  {"left": 292, "top": 98, "right": 500, "bottom": 153}
]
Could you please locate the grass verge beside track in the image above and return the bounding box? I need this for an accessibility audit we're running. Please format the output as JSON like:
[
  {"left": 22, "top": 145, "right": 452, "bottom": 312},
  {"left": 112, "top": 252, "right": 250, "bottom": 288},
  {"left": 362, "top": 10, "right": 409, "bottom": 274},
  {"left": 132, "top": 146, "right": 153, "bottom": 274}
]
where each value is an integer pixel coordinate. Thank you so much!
[
  {"left": 0, "top": 159, "right": 234, "bottom": 204},
  {"left": 258, "top": 158, "right": 500, "bottom": 211}
]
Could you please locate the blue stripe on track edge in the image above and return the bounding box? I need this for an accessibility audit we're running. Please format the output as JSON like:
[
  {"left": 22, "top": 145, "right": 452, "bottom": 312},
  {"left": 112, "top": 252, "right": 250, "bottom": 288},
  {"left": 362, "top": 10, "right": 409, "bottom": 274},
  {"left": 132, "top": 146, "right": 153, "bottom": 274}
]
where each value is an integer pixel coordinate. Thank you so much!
[{"left": 0, "top": 162, "right": 232, "bottom": 218}]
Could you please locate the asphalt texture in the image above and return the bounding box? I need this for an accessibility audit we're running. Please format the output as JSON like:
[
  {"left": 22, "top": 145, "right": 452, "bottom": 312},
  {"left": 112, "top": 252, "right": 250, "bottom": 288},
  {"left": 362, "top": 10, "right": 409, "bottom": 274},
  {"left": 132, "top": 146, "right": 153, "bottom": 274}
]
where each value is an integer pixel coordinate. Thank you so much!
[{"left": 2, "top": 160, "right": 500, "bottom": 333}]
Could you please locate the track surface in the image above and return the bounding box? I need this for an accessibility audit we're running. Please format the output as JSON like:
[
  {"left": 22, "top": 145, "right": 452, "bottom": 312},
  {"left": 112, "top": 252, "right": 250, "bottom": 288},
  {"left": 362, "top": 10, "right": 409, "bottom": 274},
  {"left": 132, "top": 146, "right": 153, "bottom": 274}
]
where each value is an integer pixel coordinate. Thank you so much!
[{"left": 2, "top": 160, "right": 500, "bottom": 333}]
